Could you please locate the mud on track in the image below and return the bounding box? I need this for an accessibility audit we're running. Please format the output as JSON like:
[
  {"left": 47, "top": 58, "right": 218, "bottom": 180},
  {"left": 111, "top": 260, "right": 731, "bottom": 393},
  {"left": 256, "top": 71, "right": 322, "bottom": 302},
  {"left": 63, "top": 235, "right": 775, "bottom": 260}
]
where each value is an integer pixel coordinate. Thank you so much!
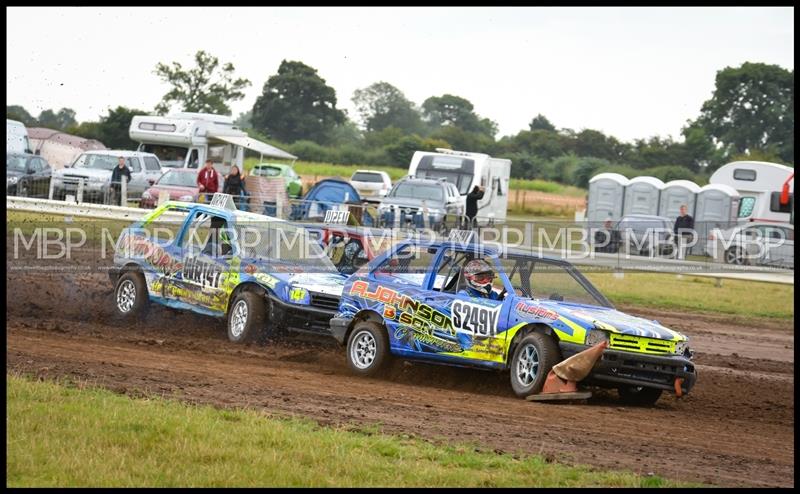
[{"left": 6, "top": 270, "right": 795, "bottom": 487}]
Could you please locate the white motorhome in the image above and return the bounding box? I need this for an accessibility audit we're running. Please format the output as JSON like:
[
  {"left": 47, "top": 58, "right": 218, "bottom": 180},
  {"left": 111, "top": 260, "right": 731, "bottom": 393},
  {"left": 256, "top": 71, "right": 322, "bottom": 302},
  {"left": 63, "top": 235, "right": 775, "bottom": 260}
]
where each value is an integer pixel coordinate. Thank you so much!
[
  {"left": 129, "top": 112, "right": 297, "bottom": 175},
  {"left": 408, "top": 148, "right": 511, "bottom": 224},
  {"left": 7, "top": 119, "right": 31, "bottom": 154},
  {"left": 709, "top": 161, "right": 794, "bottom": 224}
]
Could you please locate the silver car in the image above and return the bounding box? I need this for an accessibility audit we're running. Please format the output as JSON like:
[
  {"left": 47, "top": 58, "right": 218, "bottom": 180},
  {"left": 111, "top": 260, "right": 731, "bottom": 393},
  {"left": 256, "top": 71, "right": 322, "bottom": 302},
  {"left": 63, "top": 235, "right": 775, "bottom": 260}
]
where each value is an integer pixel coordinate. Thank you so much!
[
  {"left": 51, "top": 150, "right": 163, "bottom": 203},
  {"left": 709, "top": 222, "right": 794, "bottom": 269},
  {"left": 615, "top": 214, "right": 677, "bottom": 257}
]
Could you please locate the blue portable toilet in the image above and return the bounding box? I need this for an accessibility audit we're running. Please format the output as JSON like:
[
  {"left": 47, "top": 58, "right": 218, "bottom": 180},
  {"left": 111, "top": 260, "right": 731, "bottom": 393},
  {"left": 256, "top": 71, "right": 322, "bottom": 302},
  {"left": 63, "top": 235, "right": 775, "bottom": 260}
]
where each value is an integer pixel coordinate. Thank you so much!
[{"left": 291, "top": 178, "right": 361, "bottom": 221}]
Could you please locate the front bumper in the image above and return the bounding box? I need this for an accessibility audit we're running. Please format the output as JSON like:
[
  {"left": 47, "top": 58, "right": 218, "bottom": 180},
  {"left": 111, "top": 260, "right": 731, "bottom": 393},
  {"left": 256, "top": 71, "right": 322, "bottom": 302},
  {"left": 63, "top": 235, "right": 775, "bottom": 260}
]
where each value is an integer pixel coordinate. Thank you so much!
[
  {"left": 267, "top": 294, "right": 339, "bottom": 335},
  {"left": 559, "top": 342, "right": 697, "bottom": 395},
  {"left": 330, "top": 316, "right": 352, "bottom": 345}
]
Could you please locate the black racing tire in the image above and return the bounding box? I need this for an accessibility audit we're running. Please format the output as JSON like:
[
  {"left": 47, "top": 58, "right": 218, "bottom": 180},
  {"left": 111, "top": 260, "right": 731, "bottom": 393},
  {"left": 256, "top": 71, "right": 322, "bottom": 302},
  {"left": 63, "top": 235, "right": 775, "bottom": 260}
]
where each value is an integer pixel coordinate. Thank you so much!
[
  {"left": 346, "top": 321, "right": 390, "bottom": 377},
  {"left": 617, "top": 385, "right": 663, "bottom": 406},
  {"left": 725, "top": 247, "right": 748, "bottom": 265},
  {"left": 114, "top": 271, "right": 149, "bottom": 319},
  {"left": 227, "top": 291, "right": 267, "bottom": 344},
  {"left": 509, "top": 332, "right": 561, "bottom": 398}
]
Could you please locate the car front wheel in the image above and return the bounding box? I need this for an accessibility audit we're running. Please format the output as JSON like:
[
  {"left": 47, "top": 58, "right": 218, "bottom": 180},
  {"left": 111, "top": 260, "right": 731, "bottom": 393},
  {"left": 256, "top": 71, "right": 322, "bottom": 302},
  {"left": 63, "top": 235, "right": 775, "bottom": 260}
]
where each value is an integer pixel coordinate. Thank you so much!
[
  {"left": 509, "top": 332, "right": 560, "bottom": 398},
  {"left": 227, "top": 291, "right": 268, "bottom": 344},
  {"left": 114, "top": 271, "right": 149, "bottom": 318},
  {"left": 346, "top": 321, "right": 390, "bottom": 377}
]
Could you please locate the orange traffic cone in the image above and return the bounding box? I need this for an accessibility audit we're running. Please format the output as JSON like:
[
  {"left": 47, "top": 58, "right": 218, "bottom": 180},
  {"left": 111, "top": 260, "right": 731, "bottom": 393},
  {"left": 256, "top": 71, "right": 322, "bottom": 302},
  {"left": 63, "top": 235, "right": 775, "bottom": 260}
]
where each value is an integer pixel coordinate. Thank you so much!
[{"left": 527, "top": 340, "right": 608, "bottom": 402}]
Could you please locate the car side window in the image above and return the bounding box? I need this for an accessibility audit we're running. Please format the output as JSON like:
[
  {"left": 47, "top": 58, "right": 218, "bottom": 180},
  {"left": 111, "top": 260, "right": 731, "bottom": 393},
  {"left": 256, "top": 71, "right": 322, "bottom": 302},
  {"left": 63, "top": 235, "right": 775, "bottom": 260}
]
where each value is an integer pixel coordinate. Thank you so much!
[
  {"left": 144, "top": 157, "right": 161, "bottom": 171},
  {"left": 128, "top": 157, "right": 142, "bottom": 173},
  {"left": 181, "top": 212, "right": 234, "bottom": 257},
  {"left": 373, "top": 245, "right": 437, "bottom": 287}
]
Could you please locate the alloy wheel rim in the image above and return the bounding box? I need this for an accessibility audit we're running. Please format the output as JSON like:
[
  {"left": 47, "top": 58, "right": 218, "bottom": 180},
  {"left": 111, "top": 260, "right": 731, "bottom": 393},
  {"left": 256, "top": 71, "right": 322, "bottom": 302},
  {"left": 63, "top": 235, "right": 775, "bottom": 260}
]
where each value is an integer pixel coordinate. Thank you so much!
[
  {"left": 351, "top": 330, "right": 377, "bottom": 369},
  {"left": 516, "top": 343, "right": 539, "bottom": 386},
  {"left": 116, "top": 280, "right": 136, "bottom": 313},
  {"left": 230, "top": 300, "right": 248, "bottom": 339}
]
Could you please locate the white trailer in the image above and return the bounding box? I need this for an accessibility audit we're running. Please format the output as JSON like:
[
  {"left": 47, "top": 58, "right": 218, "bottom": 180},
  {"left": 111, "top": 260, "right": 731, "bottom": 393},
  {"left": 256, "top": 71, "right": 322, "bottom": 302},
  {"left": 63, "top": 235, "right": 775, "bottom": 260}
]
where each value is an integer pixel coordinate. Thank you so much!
[
  {"left": 407, "top": 148, "right": 511, "bottom": 224},
  {"left": 709, "top": 161, "right": 794, "bottom": 224},
  {"left": 7, "top": 119, "right": 31, "bottom": 154},
  {"left": 129, "top": 112, "right": 296, "bottom": 174}
]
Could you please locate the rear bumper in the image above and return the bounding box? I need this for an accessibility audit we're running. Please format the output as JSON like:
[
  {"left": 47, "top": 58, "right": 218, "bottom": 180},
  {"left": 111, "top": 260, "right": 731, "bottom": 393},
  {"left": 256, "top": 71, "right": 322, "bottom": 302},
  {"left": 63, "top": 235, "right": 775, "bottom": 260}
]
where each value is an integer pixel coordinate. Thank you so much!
[{"left": 559, "top": 342, "right": 697, "bottom": 395}]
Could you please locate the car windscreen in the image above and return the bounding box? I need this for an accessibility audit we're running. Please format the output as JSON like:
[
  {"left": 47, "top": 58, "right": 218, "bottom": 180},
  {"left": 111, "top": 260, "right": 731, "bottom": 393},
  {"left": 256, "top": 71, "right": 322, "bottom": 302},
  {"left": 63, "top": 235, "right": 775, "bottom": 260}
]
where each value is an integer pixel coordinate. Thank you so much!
[
  {"left": 140, "top": 144, "right": 188, "bottom": 168},
  {"left": 157, "top": 171, "right": 197, "bottom": 187},
  {"left": 7, "top": 154, "right": 28, "bottom": 171},
  {"left": 253, "top": 166, "right": 282, "bottom": 177},
  {"left": 77, "top": 154, "right": 122, "bottom": 170},
  {"left": 389, "top": 183, "right": 443, "bottom": 201},
  {"left": 415, "top": 169, "right": 472, "bottom": 195},
  {"left": 351, "top": 172, "right": 383, "bottom": 183},
  {"left": 498, "top": 255, "right": 610, "bottom": 307},
  {"left": 235, "top": 221, "right": 339, "bottom": 272}
]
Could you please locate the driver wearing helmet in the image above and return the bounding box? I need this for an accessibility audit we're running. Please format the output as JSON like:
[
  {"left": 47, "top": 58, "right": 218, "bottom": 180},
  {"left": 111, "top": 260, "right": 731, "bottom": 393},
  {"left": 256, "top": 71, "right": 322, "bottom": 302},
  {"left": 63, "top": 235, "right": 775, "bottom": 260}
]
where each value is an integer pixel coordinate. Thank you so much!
[{"left": 459, "top": 259, "right": 502, "bottom": 300}]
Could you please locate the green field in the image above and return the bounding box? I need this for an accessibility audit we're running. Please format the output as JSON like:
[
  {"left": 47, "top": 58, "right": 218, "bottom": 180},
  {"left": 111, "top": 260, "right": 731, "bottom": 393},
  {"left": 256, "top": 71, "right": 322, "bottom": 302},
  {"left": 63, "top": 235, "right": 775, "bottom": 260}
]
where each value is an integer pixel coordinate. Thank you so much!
[
  {"left": 585, "top": 272, "right": 794, "bottom": 321},
  {"left": 6, "top": 374, "right": 694, "bottom": 488}
]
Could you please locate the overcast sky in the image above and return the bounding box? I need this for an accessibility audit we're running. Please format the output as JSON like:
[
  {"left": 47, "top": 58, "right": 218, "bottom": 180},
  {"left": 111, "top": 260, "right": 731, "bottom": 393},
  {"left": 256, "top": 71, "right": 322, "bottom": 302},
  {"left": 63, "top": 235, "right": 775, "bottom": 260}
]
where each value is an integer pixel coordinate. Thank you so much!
[{"left": 6, "top": 6, "right": 794, "bottom": 142}]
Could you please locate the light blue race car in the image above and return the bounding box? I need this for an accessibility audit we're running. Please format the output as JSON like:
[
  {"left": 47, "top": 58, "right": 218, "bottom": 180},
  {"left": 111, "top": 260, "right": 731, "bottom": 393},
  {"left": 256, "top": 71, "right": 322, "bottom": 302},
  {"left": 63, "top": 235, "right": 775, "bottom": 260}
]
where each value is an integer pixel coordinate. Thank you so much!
[
  {"left": 331, "top": 239, "right": 697, "bottom": 405},
  {"left": 110, "top": 196, "right": 347, "bottom": 343}
]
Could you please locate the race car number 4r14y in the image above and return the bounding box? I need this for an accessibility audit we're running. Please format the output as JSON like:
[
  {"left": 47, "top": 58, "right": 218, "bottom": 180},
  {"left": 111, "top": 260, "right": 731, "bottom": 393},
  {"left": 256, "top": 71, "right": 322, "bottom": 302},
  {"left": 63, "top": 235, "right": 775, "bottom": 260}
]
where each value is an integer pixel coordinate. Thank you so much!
[{"left": 109, "top": 195, "right": 347, "bottom": 343}]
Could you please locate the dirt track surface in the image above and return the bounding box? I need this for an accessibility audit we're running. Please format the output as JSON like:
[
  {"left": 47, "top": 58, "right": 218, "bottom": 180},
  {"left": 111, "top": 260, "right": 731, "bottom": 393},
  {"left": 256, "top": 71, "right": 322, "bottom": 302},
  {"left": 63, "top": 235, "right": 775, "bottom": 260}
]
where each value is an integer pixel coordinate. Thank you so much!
[{"left": 6, "top": 270, "right": 795, "bottom": 487}]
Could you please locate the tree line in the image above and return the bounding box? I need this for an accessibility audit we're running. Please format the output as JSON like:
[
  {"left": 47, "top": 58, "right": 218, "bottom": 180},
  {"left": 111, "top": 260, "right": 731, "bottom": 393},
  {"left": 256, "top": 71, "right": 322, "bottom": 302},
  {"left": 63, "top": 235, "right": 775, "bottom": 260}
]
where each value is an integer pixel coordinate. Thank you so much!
[{"left": 8, "top": 51, "right": 793, "bottom": 188}]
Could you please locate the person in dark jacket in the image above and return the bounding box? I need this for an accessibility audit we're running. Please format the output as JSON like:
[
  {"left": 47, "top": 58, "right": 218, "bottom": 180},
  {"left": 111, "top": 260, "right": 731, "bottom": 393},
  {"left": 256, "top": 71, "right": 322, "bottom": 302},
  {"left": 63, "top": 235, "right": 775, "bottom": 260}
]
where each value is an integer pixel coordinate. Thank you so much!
[
  {"left": 223, "top": 165, "right": 246, "bottom": 210},
  {"left": 465, "top": 185, "right": 485, "bottom": 229},
  {"left": 109, "top": 156, "right": 132, "bottom": 206},
  {"left": 673, "top": 204, "right": 695, "bottom": 259}
]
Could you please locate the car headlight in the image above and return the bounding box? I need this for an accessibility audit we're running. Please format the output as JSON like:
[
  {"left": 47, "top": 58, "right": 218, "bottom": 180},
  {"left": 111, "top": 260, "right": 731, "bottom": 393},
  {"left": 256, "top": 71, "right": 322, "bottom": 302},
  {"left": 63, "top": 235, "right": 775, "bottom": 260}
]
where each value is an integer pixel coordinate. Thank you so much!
[
  {"left": 179, "top": 195, "right": 194, "bottom": 201},
  {"left": 675, "top": 340, "right": 691, "bottom": 356},
  {"left": 585, "top": 329, "right": 609, "bottom": 346},
  {"left": 7, "top": 176, "right": 19, "bottom": 185},
  {"left": 286, "top": 286, "right": 310, "bottom": 305}
]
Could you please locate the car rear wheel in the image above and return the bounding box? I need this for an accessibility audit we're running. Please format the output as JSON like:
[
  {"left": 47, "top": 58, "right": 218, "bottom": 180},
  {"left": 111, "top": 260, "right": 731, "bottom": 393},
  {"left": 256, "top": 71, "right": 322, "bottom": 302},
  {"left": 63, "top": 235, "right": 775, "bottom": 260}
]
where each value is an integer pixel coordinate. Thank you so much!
[
  {"left": 114, "top": 271, "right": 149, "bottom": 319},
  {"left": 227, "top": 291, "right": 267, "bottom": 344},
  {"left": 509, "top": 332, "right": 560, "bottom": 398},
  {"left": 346, "top": 321, "right": 390, "bottom": 377},
  {"left": 725, "top": 247, "right": 747, "bottom": 265},
  {"left": 617, "top": 385, "right": 663, "bottom": 406}
]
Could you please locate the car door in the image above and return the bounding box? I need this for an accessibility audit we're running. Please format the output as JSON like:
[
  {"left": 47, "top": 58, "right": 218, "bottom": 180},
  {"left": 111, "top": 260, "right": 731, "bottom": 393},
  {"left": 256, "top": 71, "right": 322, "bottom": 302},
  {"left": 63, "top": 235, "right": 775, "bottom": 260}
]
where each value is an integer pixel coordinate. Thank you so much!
[
  {"left": 764, "top": 226, "right": 793, "bottom": 268},
  {"left": 167, "top": 210, "right": 235, "bottom": 314},
  {"left": 421, "top": 247, "right": 509, "bottom": 367},
  {"left": 143, "top": 156, "right": 164, "bottom": 189},
  {"left": 126, "top": 157, "right": 147, "bottom": 197},
  {"left": 35, "top": 158, "right": 52, "bottom": 194}
]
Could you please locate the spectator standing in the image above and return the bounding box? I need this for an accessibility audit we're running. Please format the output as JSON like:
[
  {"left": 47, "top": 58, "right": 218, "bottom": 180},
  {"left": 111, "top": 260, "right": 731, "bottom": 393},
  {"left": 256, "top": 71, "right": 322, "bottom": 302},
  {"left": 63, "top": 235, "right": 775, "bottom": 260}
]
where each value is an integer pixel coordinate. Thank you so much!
[
  {"left": 223, "top": 165, "right": 247, "bottom": 210},
  {"left": 197, "top": 159, "right": 220, "bottom": 202},
  {"left": 109, "top": 156, "right": 132, "bottom": 206},
  {"left": 465, "top": 185, "right": 485, "bottom": 229},
  {"left": 674, "top": 204, "right": 695, "bottom": 259}
]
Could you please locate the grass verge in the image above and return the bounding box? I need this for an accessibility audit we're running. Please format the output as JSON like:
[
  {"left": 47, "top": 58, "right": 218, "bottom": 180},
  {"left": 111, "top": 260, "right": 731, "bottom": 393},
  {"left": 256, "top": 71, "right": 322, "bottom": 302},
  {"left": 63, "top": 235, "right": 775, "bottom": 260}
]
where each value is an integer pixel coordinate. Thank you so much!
[
  {"left": 585, "top": 272, "right": 794, "bottom": 321},
  {"left": 6, "top": 374, "right": 694, "bottom": 487}
]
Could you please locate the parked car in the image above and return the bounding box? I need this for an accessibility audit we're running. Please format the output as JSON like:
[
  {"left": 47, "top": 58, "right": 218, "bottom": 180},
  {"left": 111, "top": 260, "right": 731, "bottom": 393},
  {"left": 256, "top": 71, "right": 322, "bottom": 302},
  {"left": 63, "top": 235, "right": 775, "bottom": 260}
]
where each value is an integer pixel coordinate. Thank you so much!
[
  {"left": 7, "top": 152, "right": 52, "bottom": 197},
  {"left": 140, "top": 168, "right": 200, "bottom": 208},
  {"left": 709, "top": 222, "right": 794, "bottom": 269},
  {"left": 377, "top": 177, "right": 463, "bottom": 232},
  {"left": 51, "top": 150, "right": 163, "bottom": 203},
  {"left": 111, "top": 195, "right": 348, "bottom": 343},
  {"left": 251, "top": 162, "right": 303, "bottom": 198},
  {"left": 330, "top": 239, "right": 697, "bottom": 404},
  {"left": 614, "top": 214, "right": 676, "bottom": 257},
  {"left": 350, "top": 170, "right": 392, "bottom": 201}
]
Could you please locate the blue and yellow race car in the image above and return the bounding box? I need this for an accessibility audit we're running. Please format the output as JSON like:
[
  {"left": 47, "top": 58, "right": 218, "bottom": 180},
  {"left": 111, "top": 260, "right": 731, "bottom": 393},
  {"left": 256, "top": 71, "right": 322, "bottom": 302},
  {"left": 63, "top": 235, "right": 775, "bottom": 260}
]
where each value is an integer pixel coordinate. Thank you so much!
[
  {"left": 110, "top": 195, "right": 346, "bottom": 343},
  {"left": 331, "top": 239, "right": 697, "bottom": 405}
]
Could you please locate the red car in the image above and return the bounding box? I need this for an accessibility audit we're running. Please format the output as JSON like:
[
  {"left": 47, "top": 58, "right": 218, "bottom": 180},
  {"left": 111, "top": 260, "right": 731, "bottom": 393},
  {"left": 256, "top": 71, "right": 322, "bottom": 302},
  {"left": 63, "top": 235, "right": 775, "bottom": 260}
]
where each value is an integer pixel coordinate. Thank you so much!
[{"left": 140, "top": 169, "right": 200, "bottom": 208}]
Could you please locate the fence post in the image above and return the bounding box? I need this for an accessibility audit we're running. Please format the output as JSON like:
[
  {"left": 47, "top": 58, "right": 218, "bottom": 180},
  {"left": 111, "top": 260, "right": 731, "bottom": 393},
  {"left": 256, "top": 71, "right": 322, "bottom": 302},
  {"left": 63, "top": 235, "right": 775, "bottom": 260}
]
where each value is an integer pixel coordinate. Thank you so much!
[
  {"left": 76, "top": 179, "right": 84, "bottom": 204},
  {"left": 276, "top": 193, "right": 284, "bottom": 219},
  {"left": 421, "top": 200, "right": 429, "bottom": 230},
  {"left": 48, "top": 178, "right": 55, "bottom": 200},
  {"left": 121, "top": 179, "right": 127, "bottom": 207}
]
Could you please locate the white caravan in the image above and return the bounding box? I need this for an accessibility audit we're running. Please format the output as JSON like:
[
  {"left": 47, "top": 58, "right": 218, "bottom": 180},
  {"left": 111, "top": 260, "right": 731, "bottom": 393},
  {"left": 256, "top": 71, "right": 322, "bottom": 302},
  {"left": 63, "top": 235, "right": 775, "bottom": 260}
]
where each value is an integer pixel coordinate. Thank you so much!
[
  {"left": 129, "top": 112, "right": 297, "bottom": 175},
  {"left": 7, "top": 119, "right": 31, "bottom": 154},
  {"left": 408, "top": 148, "right": 511, "bottom": 224},
  {"left": 709, "top": 161, "right": 794, "bottom": 224}
]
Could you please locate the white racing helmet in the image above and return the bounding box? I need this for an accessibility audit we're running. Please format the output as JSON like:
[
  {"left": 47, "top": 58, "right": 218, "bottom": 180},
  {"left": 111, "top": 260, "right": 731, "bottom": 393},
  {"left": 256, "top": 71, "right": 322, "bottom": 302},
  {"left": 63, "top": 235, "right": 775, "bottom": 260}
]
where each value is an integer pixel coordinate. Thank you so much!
[{"left": 463, "top": 259, "right": 495, "bottom": 295}]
